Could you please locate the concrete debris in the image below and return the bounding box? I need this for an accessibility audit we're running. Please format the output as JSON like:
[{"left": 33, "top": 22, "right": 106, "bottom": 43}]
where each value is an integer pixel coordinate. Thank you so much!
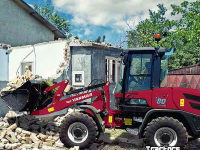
[
  {"left": 70, "top": 146, "right": 79, "bottom": 150},
  {"left": 5, "top": 111, "right": 17, "bottom": 119},
  {"left": 117, "top": 137, "right": 128, "bottom": 143},
  {"left": 0, "top": 68, "right": 41, "bottom": 93},
  {"left": 0, "top": 43, "right": 11, "bottom": 50},
  {"left": 98, "top": 133, "right": 115, "bottom": 144},
  {"left": 0, "top": 109, "right": 79, "bottom": 149},
  {"left": 70, "top": 38, "right": 121, "bottom": 49},
  {"left": 0, "top": 109, "right": 154, "bottom": 150},
  {"left": 89, "top": 142, "right": 106, "bottom": 150},
  {"left": 54, "top": 140, "right": 64, "bottom": 148}
]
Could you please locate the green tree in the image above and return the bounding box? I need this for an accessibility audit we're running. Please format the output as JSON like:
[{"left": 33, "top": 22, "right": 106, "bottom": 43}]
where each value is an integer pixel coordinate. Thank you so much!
[
  {"left": 127, "top": 1, "right": 200, "bottom": 70},
  {"left": 168, "top": 1, "right": 200, "bottom": 69},
  {"left": 34, "top": 4, "right": 72, "bottom": 39},
  {"left": 127, "top": 4, "right": 174, "bottom": 48}
]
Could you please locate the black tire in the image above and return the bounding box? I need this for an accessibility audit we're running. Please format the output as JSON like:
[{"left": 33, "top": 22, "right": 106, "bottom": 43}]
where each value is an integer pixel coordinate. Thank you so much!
[
  {"left": 144, "top": 117, "right": 188, "bottom": 149},
  {"left": 60, "top": 112, "right": 98, "bottom": 149}
]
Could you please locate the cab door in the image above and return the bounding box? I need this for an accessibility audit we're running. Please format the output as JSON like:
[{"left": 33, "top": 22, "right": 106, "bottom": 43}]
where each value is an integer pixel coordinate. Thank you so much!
[
  {"left": 115, "top": 52, "right": 153, "bottom": 108},
  {"left": 124, "top": 53, "right": 153, "bottom": 106}
]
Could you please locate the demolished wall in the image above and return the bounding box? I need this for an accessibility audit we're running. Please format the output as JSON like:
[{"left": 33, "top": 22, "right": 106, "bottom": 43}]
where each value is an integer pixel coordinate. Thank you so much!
[{"left": 9, "top": 40, "right": 67, "bottom": 81}]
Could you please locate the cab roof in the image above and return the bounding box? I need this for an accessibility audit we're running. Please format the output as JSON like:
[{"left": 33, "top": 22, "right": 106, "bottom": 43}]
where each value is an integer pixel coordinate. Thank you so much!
[
  {"left": 125, "top": 47, "right": 156, "bottom": 51},
  {"left": 123, "top": 47, "right": 171, "bottom": 53}
]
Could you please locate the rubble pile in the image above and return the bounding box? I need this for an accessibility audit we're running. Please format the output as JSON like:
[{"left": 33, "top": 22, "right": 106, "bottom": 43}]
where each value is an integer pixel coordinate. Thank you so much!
[
  {"left": 0, "top": 110, "right": 76, "bottom": 150},
  {"left": 0, "top": 43, "right": 11, "bottom": 50},
  {"left": 0, "top": 68, "right": 42, "bottom": 93}
]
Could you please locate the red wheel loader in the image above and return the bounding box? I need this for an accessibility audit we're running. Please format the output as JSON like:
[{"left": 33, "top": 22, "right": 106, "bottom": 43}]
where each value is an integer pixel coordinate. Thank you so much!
[{"left": 1, "top": 35, "right": 200, "bottom": 149}]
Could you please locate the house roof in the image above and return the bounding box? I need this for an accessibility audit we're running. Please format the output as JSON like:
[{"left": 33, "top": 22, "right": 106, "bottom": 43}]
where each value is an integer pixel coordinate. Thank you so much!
[
  {"left": 13, "top": 0, "right": 66, "bottom": 39},
  {"left": 69, "top": 39, "right": 123, "bottom": 51}
]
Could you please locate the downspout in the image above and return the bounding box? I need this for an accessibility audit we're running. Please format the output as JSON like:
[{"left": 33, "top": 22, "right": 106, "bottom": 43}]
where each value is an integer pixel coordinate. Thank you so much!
[
  {"left": 6, "top": 50, "right": 12, "bottom": 81},
  {"left": 32, "top": 45, "right": 36, "bottom": 76}
]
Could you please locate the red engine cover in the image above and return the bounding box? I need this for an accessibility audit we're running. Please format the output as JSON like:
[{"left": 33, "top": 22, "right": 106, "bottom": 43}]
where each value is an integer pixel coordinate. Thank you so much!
[
  {"left": 151, "top": 87, "right": 200, "bottom": 115},
  {"left": 172, "top": 87, "right": 200, "bottom": 115},
  {"left": 124, "top": 87, "right": 200, "bottom": 115},
  {"left": 151, "top": 88, "right": 176, "bottom": 109}
]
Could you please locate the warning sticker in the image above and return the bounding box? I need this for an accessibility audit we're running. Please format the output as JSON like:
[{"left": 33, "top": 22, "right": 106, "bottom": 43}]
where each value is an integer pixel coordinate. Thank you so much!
[
  {"left": 180, "top": 99, "right": 184, "bottom": 107},
  {"left": 109, "top": 116, "right": 112, "bottom": 123},
  {"left": 125, "top": 118, "right": 132, "bottom": 126},
  {"left": 48, "top": 107, "right": 55, "bottom": 112}
]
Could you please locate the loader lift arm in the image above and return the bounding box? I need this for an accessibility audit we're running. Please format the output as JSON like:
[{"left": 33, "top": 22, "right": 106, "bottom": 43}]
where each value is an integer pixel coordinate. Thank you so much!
[{"left": 31, "top": 79, "right": 107, "bottom": 116}]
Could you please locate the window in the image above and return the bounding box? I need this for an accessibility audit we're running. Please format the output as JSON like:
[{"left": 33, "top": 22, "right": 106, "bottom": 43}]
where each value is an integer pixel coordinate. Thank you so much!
[
  {"left": 105, "top": 57, "right": 121, "bottom": 83},
  {"left": 127, "top": 54, "right": 152, "bottom": 91},
  {"left": 75, "top": 74, "right": 82, "bottom": 83},
  {"left": 21, "top": 62, "right": 33, "bottom": 75},
  {"left": 160, "top": 55, "right": 169, "bottom": 87},
  {"left": 125, "top": 99, "right": 147, "bottom": 105},
  {"left": 72, "top": 71, "right": 84, "bottom": 86},
  {"left": 115, "top": 61, "right": 125, "bottom": 93}
]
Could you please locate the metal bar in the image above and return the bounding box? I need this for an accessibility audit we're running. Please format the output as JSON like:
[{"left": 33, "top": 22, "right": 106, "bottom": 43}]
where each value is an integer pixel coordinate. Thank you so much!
[{"left": 65, "top": 83, "right": 106, "bottom": 95}]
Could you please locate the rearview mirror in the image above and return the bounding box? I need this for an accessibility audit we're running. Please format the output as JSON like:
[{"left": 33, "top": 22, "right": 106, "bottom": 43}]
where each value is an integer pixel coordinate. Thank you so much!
[{"left": 165, "top": 48, "right": 176, "bottom": 56}]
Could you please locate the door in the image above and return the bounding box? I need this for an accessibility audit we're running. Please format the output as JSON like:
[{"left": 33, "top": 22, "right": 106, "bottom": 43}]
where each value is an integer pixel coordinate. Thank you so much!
[
  {"left": 115, "top": 53, "right": 153, "bottom": 108},
  {"left": 124, "top": 53, "right": 153, "bottom": 106}
]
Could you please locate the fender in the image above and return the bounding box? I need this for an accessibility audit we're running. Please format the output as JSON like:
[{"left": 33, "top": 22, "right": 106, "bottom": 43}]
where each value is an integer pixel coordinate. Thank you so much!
[
  {"left": 80, "top": 105, "right": 105, "bottom": 133},
  {"left": 139, "top": 109, "right": 200, "bottom": 138}
]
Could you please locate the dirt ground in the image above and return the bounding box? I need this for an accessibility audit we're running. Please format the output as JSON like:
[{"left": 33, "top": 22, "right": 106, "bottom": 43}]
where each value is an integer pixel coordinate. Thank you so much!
[{"left": 40, "top": 129, "right": 200, "bottom": 150}]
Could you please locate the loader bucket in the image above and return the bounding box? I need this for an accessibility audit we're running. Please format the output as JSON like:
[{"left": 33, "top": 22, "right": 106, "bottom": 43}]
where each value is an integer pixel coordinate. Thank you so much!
[
  {"left": 1, "top": 89, "right": 29, "bottom": 111},
  {"left": 0, "top": 80, "right": 52, "bottom": 112}
]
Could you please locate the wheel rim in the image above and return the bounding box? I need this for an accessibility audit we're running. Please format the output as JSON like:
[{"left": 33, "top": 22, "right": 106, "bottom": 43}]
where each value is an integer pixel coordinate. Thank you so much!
[
  {"left": 68, "top": 122, "right": 88, "bottom": 144},
  {"left": 154, "top": 127, "right": 177, "bottom": 146}
]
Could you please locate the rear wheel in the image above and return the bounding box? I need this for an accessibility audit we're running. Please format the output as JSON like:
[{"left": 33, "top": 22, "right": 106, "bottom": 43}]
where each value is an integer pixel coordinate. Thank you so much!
[
  {"left": 60, "top": 112, "right": 98, "bottom": 148},
  {"left": 144, "top": 117, "right": 188, "bottom": 149}
]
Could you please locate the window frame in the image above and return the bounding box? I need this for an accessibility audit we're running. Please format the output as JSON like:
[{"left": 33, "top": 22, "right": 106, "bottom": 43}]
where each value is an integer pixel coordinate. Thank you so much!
[
  {"left": 21, "top": 62, "right": 33, "bottom": 75},
  {"left": 105, "top": 57, "right": 121, "bottom": 83},
  {"left": 72, "top": 71, "right": 85, "bottom": 86}
]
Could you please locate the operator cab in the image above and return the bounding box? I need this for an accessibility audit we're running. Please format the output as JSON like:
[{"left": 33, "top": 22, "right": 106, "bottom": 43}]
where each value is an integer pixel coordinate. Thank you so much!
[{"left": 114, "top": 34, "right": 175, "bottom": 110}]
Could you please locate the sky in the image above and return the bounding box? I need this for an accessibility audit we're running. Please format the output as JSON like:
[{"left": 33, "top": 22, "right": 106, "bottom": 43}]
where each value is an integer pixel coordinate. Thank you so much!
[{"left": 24, "top": 0, "right": 195, "bottom": 47}]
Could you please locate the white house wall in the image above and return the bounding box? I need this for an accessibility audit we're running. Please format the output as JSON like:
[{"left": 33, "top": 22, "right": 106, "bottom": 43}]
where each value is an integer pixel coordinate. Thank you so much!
[
  {"left": 9, "top": 41, "right": 66, "bottom": 80},
  {"left": 0, "top": 48, "right": 9, "bottom": 117}
]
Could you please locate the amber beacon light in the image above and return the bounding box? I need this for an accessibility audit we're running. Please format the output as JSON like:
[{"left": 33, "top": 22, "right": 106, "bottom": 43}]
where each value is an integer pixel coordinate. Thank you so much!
[{"left": 155, "top": 33, "right": 161, "bottom": 42}]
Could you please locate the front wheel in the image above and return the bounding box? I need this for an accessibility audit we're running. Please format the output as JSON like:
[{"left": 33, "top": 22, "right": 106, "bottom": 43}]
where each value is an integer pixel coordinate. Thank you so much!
[
  {"left": 60, "top": 112, "right": 98, "bottom": 149},
  {"left": 143, "top": 117, "right": 188, "bottom": 149}
]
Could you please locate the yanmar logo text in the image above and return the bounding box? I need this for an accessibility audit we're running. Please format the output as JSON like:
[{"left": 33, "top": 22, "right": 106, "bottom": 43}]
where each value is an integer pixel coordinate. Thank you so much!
[{"left": 66, "top": 93, "right": 93, "bottom": 103}]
